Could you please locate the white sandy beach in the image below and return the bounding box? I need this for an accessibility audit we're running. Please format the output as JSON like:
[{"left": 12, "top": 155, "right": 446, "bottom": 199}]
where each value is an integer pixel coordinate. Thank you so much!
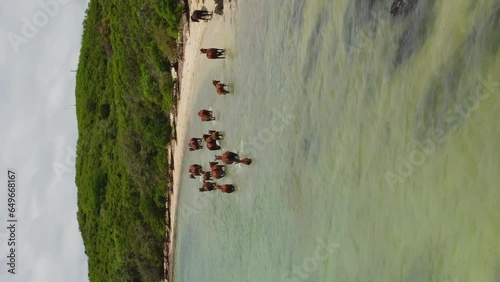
[{"left": 166, "top": 0, "right": 236, "bottom": 280}]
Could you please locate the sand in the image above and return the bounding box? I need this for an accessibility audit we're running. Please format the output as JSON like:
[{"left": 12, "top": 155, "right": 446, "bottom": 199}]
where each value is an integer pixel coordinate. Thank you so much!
[{"left": 164, "top": 0, "right": 234, "bottom": 281}]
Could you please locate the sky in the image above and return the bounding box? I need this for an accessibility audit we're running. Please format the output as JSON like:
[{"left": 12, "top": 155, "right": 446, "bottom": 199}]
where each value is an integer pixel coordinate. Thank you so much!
[{"left": 0, "top": 0, "right": 90, "bottom": 281}]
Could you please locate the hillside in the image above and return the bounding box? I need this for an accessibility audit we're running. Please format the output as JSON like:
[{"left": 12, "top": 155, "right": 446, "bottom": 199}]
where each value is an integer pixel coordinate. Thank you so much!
[{"left": 74, "top": 0, "right": 183, "bottom": 281}]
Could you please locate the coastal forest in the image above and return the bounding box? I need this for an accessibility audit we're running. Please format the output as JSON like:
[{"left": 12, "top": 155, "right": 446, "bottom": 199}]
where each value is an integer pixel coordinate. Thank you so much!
[{"left": 74, "top": 0, "right": 183, "bottom": 281}]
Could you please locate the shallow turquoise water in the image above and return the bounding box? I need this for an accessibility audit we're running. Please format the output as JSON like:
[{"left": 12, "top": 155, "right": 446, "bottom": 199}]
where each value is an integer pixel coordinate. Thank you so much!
[{"left": 174, "top": 1, "right": 500, "bottom": 281}]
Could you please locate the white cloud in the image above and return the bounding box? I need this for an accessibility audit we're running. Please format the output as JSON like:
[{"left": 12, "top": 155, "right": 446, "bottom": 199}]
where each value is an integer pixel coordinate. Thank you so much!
[{"left": 0, "top": 0, "right": 90, "bottom": 281}]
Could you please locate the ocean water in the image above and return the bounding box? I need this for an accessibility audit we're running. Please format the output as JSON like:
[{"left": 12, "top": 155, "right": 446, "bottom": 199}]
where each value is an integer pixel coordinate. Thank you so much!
[{"left": 174, "top": 0, "right": 500, "bottom": 281}]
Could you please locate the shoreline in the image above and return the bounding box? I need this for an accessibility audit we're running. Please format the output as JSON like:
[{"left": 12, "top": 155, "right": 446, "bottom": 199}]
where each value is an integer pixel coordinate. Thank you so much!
[{"left": 164, "top": 0, "right": 221, "bottom": 280}]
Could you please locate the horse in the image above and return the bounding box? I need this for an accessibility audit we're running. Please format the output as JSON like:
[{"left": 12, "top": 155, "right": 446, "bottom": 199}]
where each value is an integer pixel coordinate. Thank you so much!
[
  {"left": 198, "top": 109, "right": 215, "bottom": 121},
  {"left": 208, "top": 130, "right": 223, "bottom": 140},
  {"left": 199, "top": 181, "right": 216, "bottom": 192},
  {"left": 204, "top": 136, "right": 221, "bottom": 151},
  {"left": 212, "top": 80, "right": 230, "bottom": 95},
  {"left": 202, "top": 171, "right": 212, "bottom": 181},
  {"left": 200, "top": 48, "right": 226, "bottom": 59},
  {"left": 203, "top": 134, "right": 221, "bottom": 142},
  {"left": 189, "top": 164, "right": 203, "bottom": 176},
  {"left": 215, "top": 151, "right": 252, "bottom": 165},
  {"left": 203, "top": 130, "right": 222, "bottom": 142},
  {"left": 191, "top": 10, "right": 213, "bottom": 22},
  {"left": 206, "top": 140, "right": 221, "bottom": 151},
  {"left": 216, "top": 184, "right": 235, "bottom": 193},
  {"left": 189, "top": 138, "right": 202, "bottom": 151},
  {"left": 211, "top": 169, "right": 226, "bottom": 179},
  {"left": 211, "top": 164, "right": 226, "bottom": 179}
]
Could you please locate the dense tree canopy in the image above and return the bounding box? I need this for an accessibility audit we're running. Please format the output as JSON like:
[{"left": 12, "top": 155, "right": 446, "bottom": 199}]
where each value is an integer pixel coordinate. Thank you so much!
[{"left": 75, "top": 0, "right": 183, "bottom": 281}]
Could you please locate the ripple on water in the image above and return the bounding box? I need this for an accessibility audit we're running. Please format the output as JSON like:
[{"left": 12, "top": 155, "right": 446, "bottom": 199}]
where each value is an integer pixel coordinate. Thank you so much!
[
  {"left": 415, "top": 4, "right": 500, "bottom": 141},
  {"left": 301, "top": 7, "right": 334, "bottom": 84},
  {"left": 342, "top": 0, "right": 392, "bottom": 53},
  {"left": 393, "top": 0, "right": 437, "bottom": 67},
  {"left": 403, "top": 241, "right": 448, "bottom": 282}
]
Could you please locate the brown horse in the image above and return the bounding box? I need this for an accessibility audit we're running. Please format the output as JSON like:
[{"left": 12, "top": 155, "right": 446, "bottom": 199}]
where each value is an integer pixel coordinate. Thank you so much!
[
  {"left": 203, "top": 133, "right": 221, "bottom": 142},
  {"left": 216, "top": 184, "right": 235, "bottom": 193},
  {"left": 198, "top": 109, "right": 215, "bottom": 121},
  {"left": 189, "top": 164, "right": 203, "bottom": 177},
  {"left": 202, "top": 171, "right": 212, "bottom": 181},
  {"left": 189, "top": 138, "right": 202, "bottom": 151},
  {"left": 199, "top": 181, "right": 216, "bottom": 192},
  {"left": 200, "top": 48, "right": 226, "bottom": 59},
  {"left": 207, "top": 141, "right": 221, "bottom": 151},
  {"left": 211, "top": 169, "right": 226, "bottom": 179},
  {"left": 215, "top": 151, "right": 252, "bottom": 165},
  {"left": 208, "top": 130, "right": 223, "bottom": 140},
  {"left": 210, "top": 164, "right": 226, "bottom": 179},
  {"left": 212, "top": 80, "right": 230, "bottom": 95},
  {"left": 203, "top": 131, "right": 222, "bottom": 142},
  {"left": 191, "top": 10, "right": 213, "bottom": 22},
  {"left": 204, "top": 136, "right": 221, "bottom": 151},
  {"left": 203, "top": 134, "right": 212, "bottom": 143}
]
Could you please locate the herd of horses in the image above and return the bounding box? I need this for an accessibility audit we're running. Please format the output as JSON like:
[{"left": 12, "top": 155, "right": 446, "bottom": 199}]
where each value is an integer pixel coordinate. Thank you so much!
[
  {"left": 186, "top": 0, "right": 411, "bottom": 193},
  {"left": 190, "top": 0, "right": 411, "bottom": 25},
  {"left": 187, "top": 11, "right": 250, "bottom": 193},
  {"left": 188, "top": 127, "right": 252, "bottom": 194}
]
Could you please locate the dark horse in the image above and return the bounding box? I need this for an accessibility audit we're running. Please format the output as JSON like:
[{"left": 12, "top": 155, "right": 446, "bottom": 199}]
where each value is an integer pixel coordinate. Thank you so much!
[
  {"left": 199, "top": 181, "right": 216, "bottom": 192},
  {"left": 189, "top": 137, "right": 202, "bottom": 151},
  {"left": 216, "top": 184, "right": 235, "bottom": 193},
  {"left": 215, "top": 151, "right": 252, "bottom": 165},
  {"left": 202, "top": 171, "right": 212, "bottom": 181},
  {"left": 212, "top": 80, "right": 230, "bottom": 95},
  {"left": 198, "top": 109, "right": 215, "bottom": 121},
  {"left": 204, "top": 130, "right": 223, "bottom": 141},
  {"left": 189, "top": 164, "right": 203, "bottom": 178},
  {"left": 211, "top": 168, "right": 226, "bottom": 179},
  {"left": 191, "top": 10, "right": 213, "bottom": 22},
  {"left": 200, "top": 48, "right": 226, "bottom": 59},
  {"left": 209, "top": 162, "right": 226, "bottom": 179},
  {"left": 203, "top": 135, "right": 221, "bottom": 151},
  {"left": 205, "top": 137, "right": 221, "bottom": 151}
]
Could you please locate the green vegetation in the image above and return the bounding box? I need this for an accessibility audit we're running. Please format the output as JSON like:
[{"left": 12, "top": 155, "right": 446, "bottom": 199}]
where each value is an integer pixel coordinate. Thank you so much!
[{"left": 74, "top": 0, "right": 183, "bottom": 281}]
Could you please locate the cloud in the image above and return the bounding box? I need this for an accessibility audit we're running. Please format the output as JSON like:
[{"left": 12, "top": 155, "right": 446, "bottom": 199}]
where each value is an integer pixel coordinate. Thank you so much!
[{"left": 0, "top": 0, "right": 90, "bottom": 281}]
